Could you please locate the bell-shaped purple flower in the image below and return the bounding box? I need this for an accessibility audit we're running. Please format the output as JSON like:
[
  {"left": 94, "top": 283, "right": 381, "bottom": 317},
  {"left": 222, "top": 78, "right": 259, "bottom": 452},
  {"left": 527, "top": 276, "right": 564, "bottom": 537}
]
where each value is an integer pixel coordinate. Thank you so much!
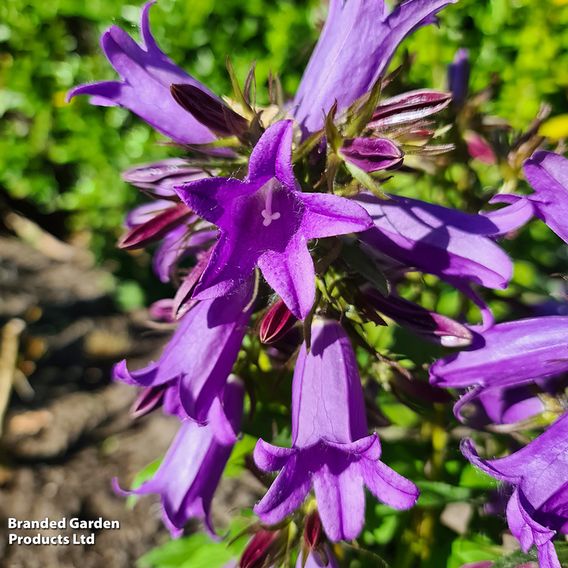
[
  {"left": 175, "top": 120, "right": 372, "bottom": 319},
  {"left": 462, "top": 413, "right": 568, "bottom": 568},
  {"left": 430, "top": 316, "right": 568, "bottom": 391},
  {"left": 253, "top": 319, "right": 418, "bottom": 541},
  {"left": 118, "top": 378, "right": 244, "bottom": 537},
  {"left": 293, "top": 0, "right": 457, "bottom": 134},
  {"left": 354, "top": 193, "right": 514, "bottom": 290},
  {"left": 67, "top": 1, "right": 216, "bottom": 145},
  {"left": 114, "top": 281, "right": 253, "bottom": 422}
]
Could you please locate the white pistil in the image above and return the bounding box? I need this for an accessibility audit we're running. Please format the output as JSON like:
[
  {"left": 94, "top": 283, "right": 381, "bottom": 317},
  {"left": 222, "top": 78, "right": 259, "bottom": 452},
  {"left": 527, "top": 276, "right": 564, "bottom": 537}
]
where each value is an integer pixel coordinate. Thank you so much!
[{"left": 261, "top": 185, "right": 281, "bottom": 227}]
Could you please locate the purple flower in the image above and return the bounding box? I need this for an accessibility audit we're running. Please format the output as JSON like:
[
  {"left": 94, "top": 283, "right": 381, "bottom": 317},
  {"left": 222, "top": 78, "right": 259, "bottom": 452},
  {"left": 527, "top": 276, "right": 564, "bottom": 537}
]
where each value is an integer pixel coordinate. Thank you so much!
[
  {"left": 430, "top": 316, "right": 568, "bottom": 391},
  {"left": 354, "top": 193, "right": 513, "bottom": 290},
  {"left": 253, "top": 319, "right": 418, "bottom": 541},
  {"left": 293, "top": 0, "right": 457, "bottom": 133},
  {"left": 462, "top": 413, "right": 568, "bottom": 568},
  {"left": 67, "top": 1, "right": 216, "bottom": 145},
  {"left": 114, "top": 281, "right": 253, "bottom": 422},
  {"left": 175, "top": 120, "right": 372, "bottom": 319},
  {"left": 522, "top": 151, "right": 568, "bottom": 244},
  {"left": 118, "top": 378, "right": 244, "bottom": 536}
]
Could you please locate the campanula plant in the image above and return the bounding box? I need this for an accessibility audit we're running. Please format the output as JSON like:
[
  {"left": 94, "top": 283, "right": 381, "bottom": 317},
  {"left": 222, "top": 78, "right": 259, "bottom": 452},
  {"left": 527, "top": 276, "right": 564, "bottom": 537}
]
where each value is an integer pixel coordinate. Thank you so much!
[{"left": 69, "top": 1, "right": 568, "bottom": 566}]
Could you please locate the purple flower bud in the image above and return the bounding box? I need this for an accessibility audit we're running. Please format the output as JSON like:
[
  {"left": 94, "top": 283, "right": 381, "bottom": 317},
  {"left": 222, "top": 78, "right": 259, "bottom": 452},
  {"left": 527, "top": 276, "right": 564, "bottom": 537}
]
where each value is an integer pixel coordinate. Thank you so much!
[
  {"left": 172, "top": 250, "right": 213, "bottom": 320},
  {"left": 239, "top": 529, "right": 280, "bottom": 568},
  {"left": 462, "top": 413, "right": 568, "bottom": 568},
  {"left": 363, "top": 287, "right": 473, "bottom": 347},
  {"left": 448, "top": 49, "right": 470, "bottom": 107},
  {"left": 259, "top": 299, "right": 298, "bottom": 344},
  {"left": 119, "top": 203, "right": 192, "bottom": 250},
  {"left": 339, "top": 137, "right": 403, "bottom": 172},
  {"left": 298, "top": 546, "right": 340, "bottom": 568},
  {"left": 253, "top": 319, "right": 418, "bottom": 541},
  {"left": 122, "top": 159, "right": 206, "bottom": 198},
  {"left": 114, "top": 281, "right": 254, "bottom": 422},
  {"left": 171, "top": 83, "right": 249, "bottom": 139},
  {"left": 369, "top": 89, "right": 452, "bottom": 129},
  {"left": 465, "top": 131, "right": 497, "bottom": 165},
  {"left": 304, "top": 510, "right": 323, "bottom": 550},
  {"left": 117, "top": 378, "right": 244, "bottom": 536}
]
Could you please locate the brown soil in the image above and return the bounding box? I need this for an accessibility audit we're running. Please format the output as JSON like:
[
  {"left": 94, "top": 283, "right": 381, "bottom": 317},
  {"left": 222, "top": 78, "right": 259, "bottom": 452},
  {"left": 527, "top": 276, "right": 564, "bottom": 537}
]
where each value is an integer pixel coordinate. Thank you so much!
[{"left": 0, "top": 236, "right": 261, "bottom": 568}]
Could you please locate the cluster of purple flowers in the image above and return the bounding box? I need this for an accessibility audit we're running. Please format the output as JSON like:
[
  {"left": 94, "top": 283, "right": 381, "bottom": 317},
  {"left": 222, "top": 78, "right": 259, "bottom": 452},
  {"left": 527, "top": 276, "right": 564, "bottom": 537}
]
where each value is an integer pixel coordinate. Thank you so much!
[{"left": 69, "top": 1, "right": 568, "bottom": 566}]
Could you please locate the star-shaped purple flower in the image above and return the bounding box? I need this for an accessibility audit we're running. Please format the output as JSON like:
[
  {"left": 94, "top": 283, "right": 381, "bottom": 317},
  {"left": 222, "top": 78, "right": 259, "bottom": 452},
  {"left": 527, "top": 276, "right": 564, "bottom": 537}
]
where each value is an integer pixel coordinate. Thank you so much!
[{"left": 175, "top": 120, "right": 373, "bottom": 319}]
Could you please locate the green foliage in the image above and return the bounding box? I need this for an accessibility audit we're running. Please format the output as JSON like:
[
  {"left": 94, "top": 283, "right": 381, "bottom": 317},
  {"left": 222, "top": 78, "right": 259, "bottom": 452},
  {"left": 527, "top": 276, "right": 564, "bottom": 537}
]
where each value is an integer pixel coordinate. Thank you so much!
[{"left": 138, "top": 516, "right": 250, "bottom": 568}]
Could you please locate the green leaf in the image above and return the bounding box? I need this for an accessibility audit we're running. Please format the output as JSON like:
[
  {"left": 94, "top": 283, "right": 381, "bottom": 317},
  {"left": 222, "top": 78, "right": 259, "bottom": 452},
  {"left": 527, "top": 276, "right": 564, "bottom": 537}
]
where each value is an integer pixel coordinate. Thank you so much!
[
  {"left": 344, "top": 161, "right": 388, "bottom": 198},
  {"left": 223, "top": 434, "right": 258, "bottom": 478},
  {"left": 447, "top": 535, "right": 501, "bottom": 568},
  {"left": 416, "top": 481, "right": 472, "bottom": 507},
  {"left": 342, "top": 240, "right": 390, "bottom": 297},
  {"left": 138, "top": 517, "right": 250, "bottom": 568},
  {"left": 459, "top": 464, "right": 499, "bottom": 490}
]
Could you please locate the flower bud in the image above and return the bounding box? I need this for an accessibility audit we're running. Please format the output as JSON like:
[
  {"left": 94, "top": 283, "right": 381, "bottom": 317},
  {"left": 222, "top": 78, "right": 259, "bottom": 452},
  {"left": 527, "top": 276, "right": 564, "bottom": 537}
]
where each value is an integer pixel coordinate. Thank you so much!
[
  {"left": 369, "top": 89, "right": 452, "bottom": 129},
  {"left": 239, "top": 529, "right": 280, "bottom": 568},
  {"left": 303, "top": 510, "right": 323, "bottom": 550},
  {"left": 259, "top": 299, "right": 297, "bottom": 344}
]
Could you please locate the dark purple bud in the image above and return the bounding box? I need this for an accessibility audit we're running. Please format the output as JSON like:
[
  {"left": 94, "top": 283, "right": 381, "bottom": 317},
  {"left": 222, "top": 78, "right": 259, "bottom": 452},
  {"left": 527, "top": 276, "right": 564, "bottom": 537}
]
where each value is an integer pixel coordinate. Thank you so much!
[
  {"left": 340, "top": 137, "right": 403, "bottom": 172},
  {"left": 172, "top": 249, "right": 213, "bottom": 319},
  {"left": 171, "top": 83, "right": 249, "bottom": 138},
  {"left": 465, "top": 131, "right": 497, "bottom": 164},
  {"left": 364, "top": 287, "right": 473, "bottom": 347},
  {"left": 370, "top": 89, "right": 452, "bottom": 129},
  {"left": 240, "top": 530, "right": 280, "bottom": 568},
  {"left": 304, "top": 511, "right": 323, "bottom": 550},
  {"left": 259, "top": 299, "right": 298, "bottom": 344},
  {"left": 119, "top": 203, "right": 192, "bottom": 250},
  {"left": 131, "top": 385, "right": 167, "bottom": 418},
  {"left": 448, "top": 48, "right": 470, "bottom": 107}
]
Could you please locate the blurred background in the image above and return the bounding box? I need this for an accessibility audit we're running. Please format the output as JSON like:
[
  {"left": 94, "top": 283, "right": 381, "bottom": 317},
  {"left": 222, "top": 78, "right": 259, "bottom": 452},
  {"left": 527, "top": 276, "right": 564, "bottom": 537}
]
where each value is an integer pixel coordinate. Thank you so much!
[{"left": 0, "top": 0, "right": 567, "bottom": 566}]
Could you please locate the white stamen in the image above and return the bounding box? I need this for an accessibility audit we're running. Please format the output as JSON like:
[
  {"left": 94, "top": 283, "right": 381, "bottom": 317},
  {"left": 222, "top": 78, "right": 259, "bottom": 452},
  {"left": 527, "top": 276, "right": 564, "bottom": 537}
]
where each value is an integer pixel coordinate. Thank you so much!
[{"left": 261, "top": 183, "right": 281, "bottom": 227}]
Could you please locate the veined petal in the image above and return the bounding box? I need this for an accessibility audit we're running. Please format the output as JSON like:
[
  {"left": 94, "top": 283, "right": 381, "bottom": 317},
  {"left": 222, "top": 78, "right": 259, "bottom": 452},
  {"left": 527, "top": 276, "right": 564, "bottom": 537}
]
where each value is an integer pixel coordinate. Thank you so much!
[
  {"left": 360, "top": 456, "right": 419, "bottom": 510},
  {"left": 253, "top": 454, "right": 312, "bottom": 525},
  {"left": 193, "top": 233, "right": 258, "bottom": 300},
  {"left": 258, "top": 236, "right": 315, "bottom": 320},
  {"left": 313, "top": 459, "right": 365, "bottom": 541}
]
